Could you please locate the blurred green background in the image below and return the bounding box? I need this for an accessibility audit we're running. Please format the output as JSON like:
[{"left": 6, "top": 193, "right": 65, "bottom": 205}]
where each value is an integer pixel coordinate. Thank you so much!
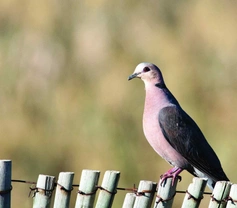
[{"left": 0, "top": 0, "right": 237, "bottom": 207}]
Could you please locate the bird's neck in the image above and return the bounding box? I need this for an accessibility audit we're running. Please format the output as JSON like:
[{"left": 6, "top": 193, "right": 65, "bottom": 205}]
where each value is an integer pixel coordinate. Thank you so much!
[
  {"left": 155, "top": 83, "right": 166, "bottom": 89},
  {"left": 144, "top": 83, "right": 168, "bottom": 111},
  {"left": 144, "top": 82, "right": 180, "bottom": 111}
]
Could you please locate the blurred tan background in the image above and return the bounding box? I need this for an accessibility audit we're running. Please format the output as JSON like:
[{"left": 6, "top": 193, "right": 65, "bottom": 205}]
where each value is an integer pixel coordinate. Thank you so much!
[{"left": 0, "top": 0, "right": 237, "bottom": 207}]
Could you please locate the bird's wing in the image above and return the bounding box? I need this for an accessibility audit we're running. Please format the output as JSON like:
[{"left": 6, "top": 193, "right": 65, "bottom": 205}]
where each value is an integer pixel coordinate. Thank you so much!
[{"left": 158, "top": 105, "right": 228, "bottom": 181}]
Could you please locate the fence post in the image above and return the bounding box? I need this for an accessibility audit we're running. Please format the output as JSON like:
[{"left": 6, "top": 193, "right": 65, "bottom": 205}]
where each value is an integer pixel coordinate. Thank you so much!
[
  {"left": 33, "top": 174, "right": 56, "bottom": 208},
  {"left": 226, "top": 184, "right": 237, "bottom": 208},
  {"left": 154, "top": 177, "right": 178, "bottom": 208},
  {"left": 53, "top": 172, "right": 74, "bottom": 208},
  {"left": 122, "top": 193, "right": 136, "bottom": 208},
  {"left": 75, "top": 169, "right": 100, "bottom": 208},
  {"left": 95, "top": 170, "right": 120, "bottom": 208},
  {"left": 133, "top": 180, "right": 157, "bottom": 208},
  {"left": 0, "top": 160, "right": 11, "bottom": 208},
  {"left": 181, "top": 177, "right": 207, "bottom": 208},
  {"left": 208, "top": 181, "right": 232, "bottom": 208}
]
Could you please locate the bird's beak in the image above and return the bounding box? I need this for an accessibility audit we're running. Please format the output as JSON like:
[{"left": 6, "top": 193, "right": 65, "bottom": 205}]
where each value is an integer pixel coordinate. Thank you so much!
[{"left": 128, "top": 72, "right": 141, "bottom": 81}]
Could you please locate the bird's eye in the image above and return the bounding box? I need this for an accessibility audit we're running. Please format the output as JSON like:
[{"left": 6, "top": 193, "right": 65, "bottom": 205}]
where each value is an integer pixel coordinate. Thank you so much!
[{"left": 143, "top": 67, "right": 150, "bottom": 72}]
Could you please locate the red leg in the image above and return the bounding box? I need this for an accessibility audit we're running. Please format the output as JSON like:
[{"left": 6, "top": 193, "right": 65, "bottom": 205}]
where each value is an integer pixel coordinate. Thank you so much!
[{"left": 160, "top": 167, "right": 183, "bottom": 186}]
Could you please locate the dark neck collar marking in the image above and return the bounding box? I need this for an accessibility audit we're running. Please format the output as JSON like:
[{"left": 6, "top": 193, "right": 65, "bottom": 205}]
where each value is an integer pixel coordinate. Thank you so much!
[{"left": 155, "top": 83, "right": 166, "bottom": 89}]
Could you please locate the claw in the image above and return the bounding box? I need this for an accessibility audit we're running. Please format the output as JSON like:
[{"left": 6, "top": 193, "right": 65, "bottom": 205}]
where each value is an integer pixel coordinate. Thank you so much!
[{"left": 160, "top": 167, "right": 183, "bottom": 186}]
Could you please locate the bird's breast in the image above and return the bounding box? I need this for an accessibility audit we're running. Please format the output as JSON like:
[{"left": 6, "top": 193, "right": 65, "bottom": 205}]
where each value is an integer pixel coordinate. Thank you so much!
[{"left": 143, "top": 90, "right": 188, "bottom": 168}]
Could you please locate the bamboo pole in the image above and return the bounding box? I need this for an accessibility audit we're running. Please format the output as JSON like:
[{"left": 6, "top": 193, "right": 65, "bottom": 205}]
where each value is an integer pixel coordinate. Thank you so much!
[
  {"left": 181, "top": 177, "right": 207, "bottom": 208},
  {"left": 154, "top": 177, "right": 179, "bottom": 208},
  {"left": 53, "top": 172, "right": 74, "bottom": 208},
  {"left": 95, "top": 170, "right": 120, "bottom": 208},
  {"left": 208, "top": 181, "right": 232, "bottom": 208},
  {"left": 33, "top": 174, "right": 55, "bottom": 208},
  {"left": 122, "top": 193, "right": 136, "bottom": 208},
  {"left": 226, "top": 184, "right": 237, "bottom": 208},
  {"left": 0, "top": 160, "right": 11, "bottom": 208},
  {"left": 75, "top": 169, "right": 100, "bottom": 208},
  {"left": 133, "top": 180, "right": 157, "bottom": 208}
]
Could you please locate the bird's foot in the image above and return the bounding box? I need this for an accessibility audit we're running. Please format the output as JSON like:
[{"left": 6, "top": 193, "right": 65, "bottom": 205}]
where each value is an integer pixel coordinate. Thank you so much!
[{"left": 160, "top": 167, "right": 183, "bottom": 186}]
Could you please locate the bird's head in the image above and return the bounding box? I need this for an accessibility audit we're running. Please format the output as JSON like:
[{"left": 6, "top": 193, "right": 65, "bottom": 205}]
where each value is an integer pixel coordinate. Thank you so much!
[{"left": 128, "top": 63, "right": 164, "bottom": 85}]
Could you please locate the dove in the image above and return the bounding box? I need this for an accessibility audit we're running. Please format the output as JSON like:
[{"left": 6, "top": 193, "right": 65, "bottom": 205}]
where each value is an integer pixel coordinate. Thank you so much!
[{"left": 128, "top": 62, "right": 229, "bottom": 189}]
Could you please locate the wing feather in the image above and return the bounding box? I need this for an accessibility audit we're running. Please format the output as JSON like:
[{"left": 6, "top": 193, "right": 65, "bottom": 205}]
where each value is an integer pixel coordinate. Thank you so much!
[{"left": 158, "top": 105, "right": 228, "bottom": 181}]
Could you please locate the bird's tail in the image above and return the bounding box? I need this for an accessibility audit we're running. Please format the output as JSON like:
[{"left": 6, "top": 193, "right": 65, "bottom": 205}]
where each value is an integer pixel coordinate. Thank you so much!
[{"left": 189, "top": 167, "right": 229, "bottom": 190}]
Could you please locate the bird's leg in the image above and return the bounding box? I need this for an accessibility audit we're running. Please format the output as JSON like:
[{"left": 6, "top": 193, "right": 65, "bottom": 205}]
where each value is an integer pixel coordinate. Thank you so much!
[{"left": 160, "top": 167, "right": 183, "bottom": 186}]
